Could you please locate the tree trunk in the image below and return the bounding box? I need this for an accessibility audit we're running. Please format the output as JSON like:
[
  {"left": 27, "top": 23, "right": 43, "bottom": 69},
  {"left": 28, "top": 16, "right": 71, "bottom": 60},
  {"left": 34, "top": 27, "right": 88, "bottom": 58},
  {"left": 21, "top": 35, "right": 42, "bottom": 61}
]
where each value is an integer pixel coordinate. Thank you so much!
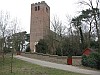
[
  {"left": 79, "top": 27, "right": 85, "bottom": 50},
  {"left": 94, "top": 14, "right": 100, "bottom": 52},
  {"left": 11, "top": 52, "right": 13, "bottom": 73},
  {"left": 88, "top": 20, "right": 92, "bottom": 48}
]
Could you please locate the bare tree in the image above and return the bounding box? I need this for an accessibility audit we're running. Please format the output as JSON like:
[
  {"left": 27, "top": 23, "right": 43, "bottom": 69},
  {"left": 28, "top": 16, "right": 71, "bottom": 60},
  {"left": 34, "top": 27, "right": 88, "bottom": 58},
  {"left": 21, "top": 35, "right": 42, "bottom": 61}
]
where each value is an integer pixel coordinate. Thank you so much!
[
  {"left": 48, "top": 16, "right": 67, "bottom": 55},
  {"left": 47, "top": 16, "right": 60, "bottom": 54},
  {"left": 0, "top": 11, "right": 21, "bottom": 73},
  {"left": 51, "top": 16, "right": 61, "bottom": 38},
  {"left": 10, "top": 18, "right": 20, "bottom": 73},
  {"left": 0, "top": 11, "right": 10, "bottom": 65}
]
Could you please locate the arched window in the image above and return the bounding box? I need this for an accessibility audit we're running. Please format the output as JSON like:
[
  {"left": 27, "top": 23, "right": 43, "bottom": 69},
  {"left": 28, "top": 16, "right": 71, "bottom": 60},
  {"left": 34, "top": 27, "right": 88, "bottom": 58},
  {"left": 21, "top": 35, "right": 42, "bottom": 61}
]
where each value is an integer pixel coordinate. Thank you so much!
[
  {"left": 38, "top": 6, "right": 40, "bottom": 10},
  {"left": 35, "top": 6, "right": 37, "bottom": 11}
]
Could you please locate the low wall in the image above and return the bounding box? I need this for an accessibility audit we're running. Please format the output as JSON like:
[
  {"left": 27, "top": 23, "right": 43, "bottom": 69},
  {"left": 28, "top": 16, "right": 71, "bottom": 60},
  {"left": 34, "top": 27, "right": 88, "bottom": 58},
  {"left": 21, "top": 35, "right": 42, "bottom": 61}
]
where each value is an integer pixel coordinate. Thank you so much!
[
  {"left": 72, "top": 56, "right": 82, "bottom": 66},
  {"left": 23, "top": 53, "right": 82, "bottom": 66}
]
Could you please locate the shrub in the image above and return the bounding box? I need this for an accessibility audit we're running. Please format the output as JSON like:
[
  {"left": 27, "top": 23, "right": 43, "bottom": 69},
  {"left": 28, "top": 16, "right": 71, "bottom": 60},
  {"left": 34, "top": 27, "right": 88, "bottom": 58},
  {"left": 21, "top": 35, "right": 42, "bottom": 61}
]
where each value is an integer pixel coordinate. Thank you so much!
[
  {"left": 87, "top": 55, "right": 97, "bottom": 68},
  {"left": 3, "top": 47, "right": 11, "bottom": 53},
  {"left": 26, "top": 46, "right": 30, "bottom": 52},
  {"left": 82, "top": 52, "right": 100, "bottom": 69},
  {"left": 56, "top": 47, "right": 62, "bottom": 56},
  {"left": 82, "top": 55, "right": 88, "bottom": 66},
  {"left": 36, "top": 39, "right": 48, "bottom": 54}
]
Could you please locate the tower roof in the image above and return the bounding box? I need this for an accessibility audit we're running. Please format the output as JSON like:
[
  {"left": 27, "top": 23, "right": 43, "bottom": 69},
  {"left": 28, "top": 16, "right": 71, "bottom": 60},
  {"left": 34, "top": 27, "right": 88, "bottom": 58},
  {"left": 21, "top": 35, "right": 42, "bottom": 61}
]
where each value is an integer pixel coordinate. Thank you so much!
[{"left": 31, "top": 1, "right": 50, "bottom": 8}]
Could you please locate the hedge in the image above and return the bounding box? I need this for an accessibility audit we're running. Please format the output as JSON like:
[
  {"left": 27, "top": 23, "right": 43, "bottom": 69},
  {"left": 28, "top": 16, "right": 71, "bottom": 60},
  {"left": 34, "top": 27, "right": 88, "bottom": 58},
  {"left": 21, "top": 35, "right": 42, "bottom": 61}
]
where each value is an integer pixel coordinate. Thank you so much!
[{"left": 82, "top": 52, "right": 100, "bottom": 69}]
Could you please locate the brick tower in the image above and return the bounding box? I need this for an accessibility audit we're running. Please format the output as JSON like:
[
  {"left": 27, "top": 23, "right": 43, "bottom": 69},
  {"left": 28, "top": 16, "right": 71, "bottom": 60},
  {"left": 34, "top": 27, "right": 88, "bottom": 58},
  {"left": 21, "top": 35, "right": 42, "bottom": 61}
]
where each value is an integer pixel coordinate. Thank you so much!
[{"left": 30, "top": 1, "right": 50, "bottom": 52}]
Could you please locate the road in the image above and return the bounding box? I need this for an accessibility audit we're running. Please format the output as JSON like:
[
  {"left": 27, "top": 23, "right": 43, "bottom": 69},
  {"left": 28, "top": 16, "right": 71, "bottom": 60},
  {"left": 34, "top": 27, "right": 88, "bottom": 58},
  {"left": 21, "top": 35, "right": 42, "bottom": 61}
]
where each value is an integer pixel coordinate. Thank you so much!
[{"left": 14, "top": 55, "right": 100, "bottom": 75}]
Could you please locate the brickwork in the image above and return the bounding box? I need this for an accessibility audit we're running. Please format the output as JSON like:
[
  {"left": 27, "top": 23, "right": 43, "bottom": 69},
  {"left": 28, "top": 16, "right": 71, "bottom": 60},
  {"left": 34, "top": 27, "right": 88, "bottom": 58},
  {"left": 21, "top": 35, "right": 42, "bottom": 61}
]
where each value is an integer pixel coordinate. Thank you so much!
[{"left": 30, "top": 1, "right": 50, "bottom": 52}]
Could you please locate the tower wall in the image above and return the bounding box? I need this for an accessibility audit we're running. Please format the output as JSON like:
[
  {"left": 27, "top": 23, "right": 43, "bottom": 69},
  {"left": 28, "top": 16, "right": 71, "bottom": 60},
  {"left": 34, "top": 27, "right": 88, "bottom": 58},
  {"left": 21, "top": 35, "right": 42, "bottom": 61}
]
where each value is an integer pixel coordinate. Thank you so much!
[{"left": 30, "top": 1, "right": 50, "bottom": 52}]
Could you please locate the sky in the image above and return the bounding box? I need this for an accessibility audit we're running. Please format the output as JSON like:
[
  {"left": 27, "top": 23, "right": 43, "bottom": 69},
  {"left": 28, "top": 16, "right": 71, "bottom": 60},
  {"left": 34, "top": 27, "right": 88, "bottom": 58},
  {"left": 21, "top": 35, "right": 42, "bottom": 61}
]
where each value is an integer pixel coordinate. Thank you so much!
[{"left": 0, "top": 0, "right": 92, "bottom": 33}]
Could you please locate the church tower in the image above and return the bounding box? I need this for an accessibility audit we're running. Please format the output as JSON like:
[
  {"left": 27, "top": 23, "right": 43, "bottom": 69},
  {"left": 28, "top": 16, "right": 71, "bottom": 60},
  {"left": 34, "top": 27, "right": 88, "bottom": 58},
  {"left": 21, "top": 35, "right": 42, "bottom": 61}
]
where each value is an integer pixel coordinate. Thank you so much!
[{"left": 30, "top": 1, "right": 50, "bottom": 52}]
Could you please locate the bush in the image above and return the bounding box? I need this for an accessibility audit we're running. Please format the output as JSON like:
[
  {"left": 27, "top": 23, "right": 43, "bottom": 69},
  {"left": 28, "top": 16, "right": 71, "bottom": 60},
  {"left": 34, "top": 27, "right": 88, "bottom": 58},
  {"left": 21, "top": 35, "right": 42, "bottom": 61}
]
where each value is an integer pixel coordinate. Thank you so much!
[
  {"left": 82, "top": 52, "right": 100, "bottom": 69},
  {"left": 36, "top": 39, "right": 48, "bottom": 54},
  {"left": 3, "top": 47, "right": 11, "bottom": 53},
  {"left": 82, "top": 55, "right": 88, "bottom": 66},
  {"left": 26, "top": 46, "right": 30, "bottom": 52},
  {"left": 56, "top": 47, "right": 62, "bottom": 56}
]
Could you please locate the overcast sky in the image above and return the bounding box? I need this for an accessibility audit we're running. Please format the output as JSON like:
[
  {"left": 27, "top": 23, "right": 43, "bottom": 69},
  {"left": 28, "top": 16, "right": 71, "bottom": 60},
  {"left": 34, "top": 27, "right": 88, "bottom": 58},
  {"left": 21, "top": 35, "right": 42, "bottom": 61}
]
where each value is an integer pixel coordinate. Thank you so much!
[{"left": 0, "top": 0, "right": 95, "bottom": 33}]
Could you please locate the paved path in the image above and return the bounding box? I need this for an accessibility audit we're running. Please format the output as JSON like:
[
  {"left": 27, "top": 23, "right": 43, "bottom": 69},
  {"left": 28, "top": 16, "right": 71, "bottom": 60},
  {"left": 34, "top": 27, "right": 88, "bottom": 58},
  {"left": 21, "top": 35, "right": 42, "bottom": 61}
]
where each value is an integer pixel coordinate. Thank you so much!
[{"left": 14, "top": 55, "right": 100, "bottom": 75}]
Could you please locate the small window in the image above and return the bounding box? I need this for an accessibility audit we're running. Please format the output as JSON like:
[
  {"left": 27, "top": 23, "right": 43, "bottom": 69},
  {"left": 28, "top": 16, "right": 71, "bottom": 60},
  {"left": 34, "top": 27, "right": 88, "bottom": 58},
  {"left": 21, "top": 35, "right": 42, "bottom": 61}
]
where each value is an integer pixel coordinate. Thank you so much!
[
  {"left": 35, "top": 6, "right": 37, "bottom": 11},
  {"left": 46, "top": 7, "right": 48, "bottom": 13},
  {"left": 38, "top": 6, "right": 40, "bottom": 10}
]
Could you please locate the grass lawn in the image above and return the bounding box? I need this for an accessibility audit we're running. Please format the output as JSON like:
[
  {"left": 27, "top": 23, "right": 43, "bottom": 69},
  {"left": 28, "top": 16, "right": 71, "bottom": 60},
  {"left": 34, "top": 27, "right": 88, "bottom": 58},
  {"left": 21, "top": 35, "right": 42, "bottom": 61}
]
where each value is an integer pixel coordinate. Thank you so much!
[{"left": 0, "top": 55, "right": 88, "bottom": 75}]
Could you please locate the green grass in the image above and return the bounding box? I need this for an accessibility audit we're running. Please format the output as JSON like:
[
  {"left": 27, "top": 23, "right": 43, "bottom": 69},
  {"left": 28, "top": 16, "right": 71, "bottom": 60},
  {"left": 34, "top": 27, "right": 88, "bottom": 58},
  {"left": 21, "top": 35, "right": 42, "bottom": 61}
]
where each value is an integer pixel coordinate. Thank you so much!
[{"left": 0, "top": 55, "right": 88, "bottom": 75}]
